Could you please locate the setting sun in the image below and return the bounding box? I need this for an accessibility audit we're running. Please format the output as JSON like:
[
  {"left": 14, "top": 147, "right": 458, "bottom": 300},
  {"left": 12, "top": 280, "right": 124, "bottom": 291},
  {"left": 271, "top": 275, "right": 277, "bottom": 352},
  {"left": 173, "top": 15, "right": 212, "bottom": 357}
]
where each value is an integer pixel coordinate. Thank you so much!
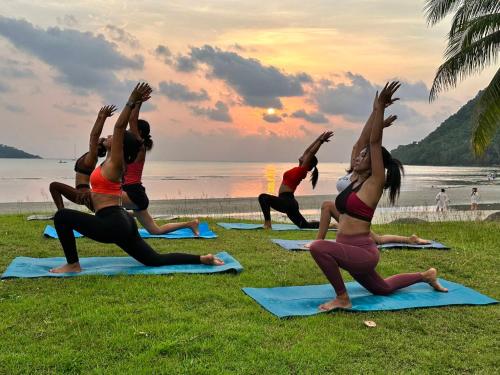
[{"left": 266, "top": 108, "right": 276, "bottom": 115}]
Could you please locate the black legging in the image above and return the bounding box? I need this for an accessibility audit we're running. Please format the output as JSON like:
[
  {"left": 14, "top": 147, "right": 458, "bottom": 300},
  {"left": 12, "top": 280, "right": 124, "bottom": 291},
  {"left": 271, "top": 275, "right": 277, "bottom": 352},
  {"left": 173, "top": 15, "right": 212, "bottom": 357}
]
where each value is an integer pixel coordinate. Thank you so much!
[
  {"left": 53, "top": 206, "right": 202, "bottom": 266},
  {"left": 258, "top": 192, "right": 319, "bottom": 228}
]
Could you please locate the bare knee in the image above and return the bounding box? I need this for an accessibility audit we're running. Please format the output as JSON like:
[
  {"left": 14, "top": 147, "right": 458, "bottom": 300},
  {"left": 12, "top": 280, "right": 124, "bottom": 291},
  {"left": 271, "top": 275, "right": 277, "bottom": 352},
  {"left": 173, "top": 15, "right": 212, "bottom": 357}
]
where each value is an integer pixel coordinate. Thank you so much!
[{"left": 321, "top": 201, "right": 334, "bottom": 211}]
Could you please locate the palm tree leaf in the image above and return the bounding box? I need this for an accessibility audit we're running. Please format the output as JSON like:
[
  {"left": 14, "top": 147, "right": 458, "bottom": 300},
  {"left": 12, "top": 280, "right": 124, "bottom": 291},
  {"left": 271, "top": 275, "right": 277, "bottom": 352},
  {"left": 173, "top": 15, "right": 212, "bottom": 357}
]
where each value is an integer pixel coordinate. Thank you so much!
[
  {"left": 448, "top": 0, "right": 500, "bottom": 36},
  {"left": 424, "top": 0, "right": 463, "bottom": 26},
  {"left": 430, "top": 31, "right": 500, "bottom": 101},
  {"left": 446, "top": 13, "right": 500, "bottom": 58},
  {"left": 472, "top": 68, "right": 500, "bottom": 155}
]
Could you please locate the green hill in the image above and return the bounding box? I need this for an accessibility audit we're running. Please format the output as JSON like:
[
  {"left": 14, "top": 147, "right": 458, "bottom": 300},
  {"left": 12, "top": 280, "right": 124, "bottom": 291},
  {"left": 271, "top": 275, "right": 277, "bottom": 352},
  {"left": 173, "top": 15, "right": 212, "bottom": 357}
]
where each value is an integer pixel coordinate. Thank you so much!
[
  {"left": 0, "top": 144, "right": 41, "bottom": 159},
  {"left": 391, "top": 93, "right": 500, "bottom": 166}
]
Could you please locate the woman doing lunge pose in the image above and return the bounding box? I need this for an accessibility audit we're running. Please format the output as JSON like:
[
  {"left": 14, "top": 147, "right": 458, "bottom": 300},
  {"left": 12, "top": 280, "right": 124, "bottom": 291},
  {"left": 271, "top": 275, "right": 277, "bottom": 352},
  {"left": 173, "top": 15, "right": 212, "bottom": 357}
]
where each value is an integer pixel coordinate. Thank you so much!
[
  {"left": 258, "top": 131, "right": 334, "bottom": 229},
  {"left": 312, "top": 93, "right": 429, "bottom": 246},
  {"left": 121, "top": 90, "right": 200, "bottom": 235},
  {"left": 309, "top": 82, "right": 447, "bottom": 311},
  {"left": 50, "top": 83, "right": 223, "bottom": 274},
  {"left": 49, "top": 105, "right": 116, "bottom": 212}
]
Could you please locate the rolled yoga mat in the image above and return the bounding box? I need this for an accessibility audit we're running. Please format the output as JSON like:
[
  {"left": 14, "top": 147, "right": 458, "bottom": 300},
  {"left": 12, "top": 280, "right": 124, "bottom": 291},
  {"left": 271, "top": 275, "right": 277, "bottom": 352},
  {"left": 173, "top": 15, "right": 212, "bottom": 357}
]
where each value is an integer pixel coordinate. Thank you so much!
[
  {"left": 2, "top": 251, "right": 242, "bottom": 278},
  {"left": 242, "top": 279, "right": 497, "bottom": 318}
]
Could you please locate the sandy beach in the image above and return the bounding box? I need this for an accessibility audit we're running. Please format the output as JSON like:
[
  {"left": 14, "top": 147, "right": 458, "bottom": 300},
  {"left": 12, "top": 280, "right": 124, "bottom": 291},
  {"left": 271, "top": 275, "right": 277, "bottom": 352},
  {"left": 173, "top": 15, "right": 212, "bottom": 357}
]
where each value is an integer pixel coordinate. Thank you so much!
[{"left": 2, "top": 185, "right": 498, "bottom": 224}]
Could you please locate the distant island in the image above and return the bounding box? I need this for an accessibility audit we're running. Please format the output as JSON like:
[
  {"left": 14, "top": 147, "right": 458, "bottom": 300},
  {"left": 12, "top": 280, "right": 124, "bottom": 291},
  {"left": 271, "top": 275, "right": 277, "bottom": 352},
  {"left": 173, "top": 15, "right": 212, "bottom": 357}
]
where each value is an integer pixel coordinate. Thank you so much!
[
  {"left": 0, "top": 144, "right": 42, "bottom": 159},
  {"left": 391, "top": 92, "right": 500, "bottom": 166}
]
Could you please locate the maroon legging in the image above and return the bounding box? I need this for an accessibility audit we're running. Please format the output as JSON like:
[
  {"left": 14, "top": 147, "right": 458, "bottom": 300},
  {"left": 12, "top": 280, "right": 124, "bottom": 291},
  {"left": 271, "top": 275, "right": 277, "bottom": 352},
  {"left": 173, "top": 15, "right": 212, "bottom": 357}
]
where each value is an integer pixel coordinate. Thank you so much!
[{"left": 309, "top": 233, "right": 423, "bottom": 296}]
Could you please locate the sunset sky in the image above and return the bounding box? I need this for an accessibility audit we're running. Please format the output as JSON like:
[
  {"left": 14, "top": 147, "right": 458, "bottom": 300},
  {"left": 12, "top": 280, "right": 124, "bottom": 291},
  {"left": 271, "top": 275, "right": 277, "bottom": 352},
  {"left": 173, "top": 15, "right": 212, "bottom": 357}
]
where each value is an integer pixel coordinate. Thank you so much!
[{"left": 0, "top": 1, "right": 495, "bottom": 161}]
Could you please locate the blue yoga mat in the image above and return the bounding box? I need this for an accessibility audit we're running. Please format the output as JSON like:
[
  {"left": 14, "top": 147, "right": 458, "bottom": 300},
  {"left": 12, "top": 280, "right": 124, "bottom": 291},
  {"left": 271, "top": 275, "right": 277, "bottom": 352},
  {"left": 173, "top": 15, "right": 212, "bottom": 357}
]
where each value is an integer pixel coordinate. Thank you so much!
[
  {"left": 217, "top": 222, "right": 335, "bottom": 231},
  {"left": 1, "top": 252, "right": 242, "bottom": 279},
  {"left": 271, "top": 239, "right": 449, "bottom": 251},
  {"left": 43, "top": 222, "right": 217, "bottom": 239},
  {"left": 242, "top": 279, "right": 498, "bottom": 318}
]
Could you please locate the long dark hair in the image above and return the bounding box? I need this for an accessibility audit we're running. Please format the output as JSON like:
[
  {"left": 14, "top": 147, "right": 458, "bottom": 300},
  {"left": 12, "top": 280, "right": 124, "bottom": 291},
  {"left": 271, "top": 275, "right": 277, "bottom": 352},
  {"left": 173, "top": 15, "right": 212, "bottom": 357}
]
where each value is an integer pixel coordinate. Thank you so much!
[
  {"left": 381, "top": 146, "right": 404, "bottom": 204},
  {"left": 123, "top": 131, "right": 142, "bottom": 164},
  {"left": 138, "top": 119, "right": 153, "bottom": 151},
  {"left": 308, "top": 155, "right": 319, "bottom": 189}
]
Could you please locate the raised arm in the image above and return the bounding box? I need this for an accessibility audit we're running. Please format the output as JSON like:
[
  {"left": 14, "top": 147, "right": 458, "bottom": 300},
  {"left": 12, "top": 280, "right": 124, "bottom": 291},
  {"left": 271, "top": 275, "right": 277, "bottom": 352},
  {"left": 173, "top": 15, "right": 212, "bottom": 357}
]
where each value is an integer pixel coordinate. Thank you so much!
[
  {"left": 128, "top": 86, "right": 152, "bottom": 139},
  {"left": 369, "top": 81, "right": 401, "bottom": 183},
  {"left": 350, "top": 94, "right": 399, "bottom": 170},
  {"left": 84, "top": 105, "right": 116, "bottom": 164},
  {"left": 105, "top": 83, "right": 151, "bottom": 181},
  {"left": 302, "top": 131, "right": 334, "bottom": 167}
]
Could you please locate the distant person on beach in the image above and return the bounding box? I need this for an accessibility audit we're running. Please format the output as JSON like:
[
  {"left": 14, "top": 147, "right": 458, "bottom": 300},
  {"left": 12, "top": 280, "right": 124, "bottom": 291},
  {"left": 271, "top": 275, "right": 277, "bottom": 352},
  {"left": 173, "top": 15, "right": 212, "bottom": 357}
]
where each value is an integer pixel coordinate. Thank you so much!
[
  {"left": 49, "top": 105, "right": 116, "bottom": 212},
  {"left": 50, "top": 83, "right": 223, "bottom": 274},
  {"left": 258, "top": 131, "right": 334, "bottom": 229},
  {"left": 470, "top": 187, "right": 479, "bottom": 211},
  {"left": 120, "top": 88, "right": 200, "bottom": 236},
  {"left": 308, "top": 82, "right": 447, "bottom": 311},
  {"left": 308, "top": 90, "right": 430, "bottom": 246},
  {"left": 435, "top": 188, "right": 449, "bottom": 212}
]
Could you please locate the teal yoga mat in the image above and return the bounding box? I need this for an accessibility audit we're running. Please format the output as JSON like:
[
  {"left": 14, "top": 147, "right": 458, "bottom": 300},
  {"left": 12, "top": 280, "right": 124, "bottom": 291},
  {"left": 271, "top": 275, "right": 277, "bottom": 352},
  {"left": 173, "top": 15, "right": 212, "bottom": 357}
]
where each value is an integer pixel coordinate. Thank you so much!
[
  {"left": 217, "top": 222, "right": 336, "bottom": 231},
  {"left": 43, "top": 222, "right": 217, "bottom": 239},
  {"left": 1, "top": 252, "right": 242, "bottom": 279},
  {"left": 271, "top": 239, "right": 449, "bottom": 251},
  {"left": 242, "top": 279, "right": 497, "bottom": 318}
]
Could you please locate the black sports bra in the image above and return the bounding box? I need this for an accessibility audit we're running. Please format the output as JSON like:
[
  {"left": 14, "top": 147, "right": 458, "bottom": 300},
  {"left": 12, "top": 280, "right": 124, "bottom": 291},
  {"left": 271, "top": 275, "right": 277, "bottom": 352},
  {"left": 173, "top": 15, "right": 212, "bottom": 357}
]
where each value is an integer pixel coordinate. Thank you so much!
[
  {"left": 74, "top": 152, "right": 94, "bottom": 176},
  {"left": 335, "top": 181, "right": 375, "bottom": 222}
]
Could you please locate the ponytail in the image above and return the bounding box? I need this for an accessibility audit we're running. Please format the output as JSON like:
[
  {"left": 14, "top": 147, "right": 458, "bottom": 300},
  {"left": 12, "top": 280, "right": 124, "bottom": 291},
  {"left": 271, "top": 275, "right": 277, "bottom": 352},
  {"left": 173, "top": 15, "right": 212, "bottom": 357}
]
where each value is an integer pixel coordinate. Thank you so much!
[
  {"left": 138, "top": 119, "right": 153, "bottom": 151},
  {"left": 382, "top": 147, "right": 404, "bottom": 205},
  {"left": 310, "top": 166, "right": 319, "bottom": 189}
]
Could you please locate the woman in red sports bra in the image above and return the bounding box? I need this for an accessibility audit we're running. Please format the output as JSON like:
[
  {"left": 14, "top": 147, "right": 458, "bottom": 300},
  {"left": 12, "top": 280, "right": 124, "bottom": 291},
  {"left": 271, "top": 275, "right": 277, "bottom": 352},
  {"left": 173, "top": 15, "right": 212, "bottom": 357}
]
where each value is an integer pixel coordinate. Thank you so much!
[
  {"left": 49, "top": 105, "right": 116, "bottom": 212},
  {"left": 121, "top": 91, "right": 201, "bottom": 236},
  {"left": 50, "top": 83, "right": 223, "bottom": 274},
  {"left": 258, "top": 131, "right": 333, "bottom": 229},
  {"left": 309, "top": 82, "right": 447, "bottom": 311}
]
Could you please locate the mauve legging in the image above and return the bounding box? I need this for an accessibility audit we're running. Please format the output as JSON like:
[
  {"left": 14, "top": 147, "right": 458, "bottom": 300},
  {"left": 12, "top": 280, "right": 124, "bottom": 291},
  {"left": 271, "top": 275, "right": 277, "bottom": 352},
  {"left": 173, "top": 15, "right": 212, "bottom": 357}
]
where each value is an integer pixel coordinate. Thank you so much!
[{"left": 309, "top": 233, "right": 423, "bottom": 296}]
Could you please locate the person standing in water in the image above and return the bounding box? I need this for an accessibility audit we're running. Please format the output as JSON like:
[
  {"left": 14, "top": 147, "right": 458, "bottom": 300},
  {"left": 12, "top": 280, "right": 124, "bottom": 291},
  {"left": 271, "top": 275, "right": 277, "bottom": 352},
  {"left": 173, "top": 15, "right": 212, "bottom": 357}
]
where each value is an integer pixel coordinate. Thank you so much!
[{"left": 436, "top": 188, "right": 449, "bottom": 212}]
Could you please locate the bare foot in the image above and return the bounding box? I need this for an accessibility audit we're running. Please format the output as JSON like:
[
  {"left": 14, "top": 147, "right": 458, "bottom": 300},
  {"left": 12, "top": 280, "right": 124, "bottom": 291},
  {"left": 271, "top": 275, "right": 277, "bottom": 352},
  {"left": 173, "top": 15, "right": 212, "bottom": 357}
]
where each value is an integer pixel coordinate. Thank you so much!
[
  {"left": 329, "top": 222, "right": 338, "bottom": 229},
  {"left": 49, "top": 262, "right": 82, "bottom": 274},
  {"left": 304, "top": 242, "right": 313, "bottom": 249},
  {"left": 409, "top": 234, "right": 431, "bottom": 245},
  {"left": 263, "top": 221, "right": 272, "bottom": 230},
  {"left": 319, "top": 296, "right": 352, "bottom": 311},
  {"left": 189, "top": 219, "right": 200, "bottom": 236},
  {"left": 421, "top": 268, "right": 448, "bottom": 292},
  {"left": 200, "top": 254, "right": 225, "bottom": 266}
]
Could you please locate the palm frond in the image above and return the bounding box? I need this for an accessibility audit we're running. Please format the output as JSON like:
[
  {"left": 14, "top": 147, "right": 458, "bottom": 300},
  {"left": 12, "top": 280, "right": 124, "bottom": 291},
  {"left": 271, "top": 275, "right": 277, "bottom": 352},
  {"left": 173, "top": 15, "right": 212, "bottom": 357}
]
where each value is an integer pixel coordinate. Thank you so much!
[
  {"left": 448, "top": 0, "right": 500, "bottom": 36},
  {"left": 429, "top": 31, "right": 500, "bottom": 101},
  {"left": 424, "top": 0, "right": 463, "bottom": 26},
  {"left": 446, "top": 13, "right": 500, "bottom": 58},
  {"left": 472, "top": 68, "right": 500, "bottom": 155}
]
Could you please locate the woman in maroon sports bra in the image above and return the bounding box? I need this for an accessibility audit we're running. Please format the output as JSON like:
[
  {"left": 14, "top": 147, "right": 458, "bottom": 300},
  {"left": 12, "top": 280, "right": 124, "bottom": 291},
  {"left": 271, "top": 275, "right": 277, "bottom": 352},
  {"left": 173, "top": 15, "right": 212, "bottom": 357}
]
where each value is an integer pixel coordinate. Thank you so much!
[
  {"left": 309, "top": 82, "right": 447, "bottom": 311},
  {"left": 258, "top": 131, "right": 333, "bottom": 229}
]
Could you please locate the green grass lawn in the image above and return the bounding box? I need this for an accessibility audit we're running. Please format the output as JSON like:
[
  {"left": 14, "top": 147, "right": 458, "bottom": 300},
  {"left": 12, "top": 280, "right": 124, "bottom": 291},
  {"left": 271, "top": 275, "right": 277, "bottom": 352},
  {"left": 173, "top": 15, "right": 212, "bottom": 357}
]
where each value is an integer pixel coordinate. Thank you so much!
[{"left": 0, "top": 215, "right": 498, "bottom": 374}]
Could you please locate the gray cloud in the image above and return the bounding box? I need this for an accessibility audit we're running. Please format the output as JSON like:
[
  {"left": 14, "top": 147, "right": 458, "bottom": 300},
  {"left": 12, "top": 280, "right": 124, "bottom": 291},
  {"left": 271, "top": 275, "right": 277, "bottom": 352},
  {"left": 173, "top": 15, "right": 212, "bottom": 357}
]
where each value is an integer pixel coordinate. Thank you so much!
[
  {"left": 0, "top": 81, "right": 9, "bottom": 92},
  {"left": 105, "top": 25, "right": 140, "bottom": 48},
  {"left": 312, "top": 72, "right": 429, "bottom": 123},
  {"left": 56, "top": 15, "right": 78, "bottom": 28},
  {"left": 291, "top": 109, "right": 329, "bottom": 124},
  {"left": 158, "top": 80, "right": 210, "bottom": 102},
  {"left": 154, "top": 44, "right": 172, "bottom": 64},
  {"left": 295, "top": 72, "right": 313, "bottom": 83},
  {"left": 190, "top": 101, "right": 232, "bottom": 122},
  {"left": 173, "top": 45, "right": 305, "bottom": 108},
  {"left": 4, "top": 103, "right": 24, "bottom": 113},
  {"left": 0, "top": 16, "right": 143, "bottom": 98},
  {"left": 262, "top": 113, "right": 282, "bottom": 123},
  {"left": 53, "top": 102, "right": 94, "bottom": 116},
  {"left": 0, "top": 65, "right": 34, "bottom": 78}
]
